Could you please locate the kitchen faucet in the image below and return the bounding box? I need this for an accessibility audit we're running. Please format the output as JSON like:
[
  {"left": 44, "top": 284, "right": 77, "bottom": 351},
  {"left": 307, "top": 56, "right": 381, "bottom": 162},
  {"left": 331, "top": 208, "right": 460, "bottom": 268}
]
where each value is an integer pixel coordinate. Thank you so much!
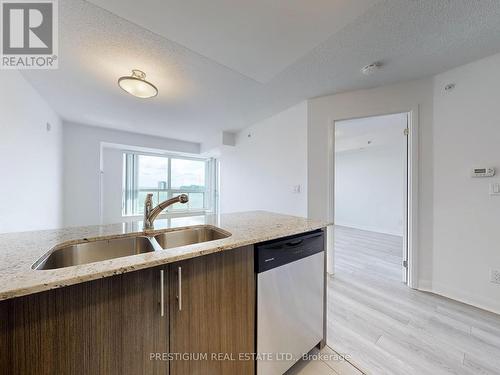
[{"left": 143, "top": 193, "right": 189, "bottom": 230}]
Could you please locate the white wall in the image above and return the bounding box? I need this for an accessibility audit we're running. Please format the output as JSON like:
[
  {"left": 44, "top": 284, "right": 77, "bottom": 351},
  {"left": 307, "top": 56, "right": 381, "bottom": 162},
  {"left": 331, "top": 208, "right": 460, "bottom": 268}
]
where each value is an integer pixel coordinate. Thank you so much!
[
  {"left": 63, "top": 122, "right": 200, "bottom": 227},
  {"left": 309, "top": 52, "right": 500, "bottom": 314},
  {"left": 101, "top": 147, "right": 124, "bottom": 225},
  {"left": 219, "top": 101, "right": 308, "bottom": 217},
  {"left": 0, "top": 71, "right": 63, "bottom": 233},
  {"left": 335, "top": 144, "right": 405, "bottom": 236},
  {"left": 432, "top": 53, "right": 500, "bottom": 314},
  {"left": 308, "top": 78, "right": 435, "bottom": 288}
]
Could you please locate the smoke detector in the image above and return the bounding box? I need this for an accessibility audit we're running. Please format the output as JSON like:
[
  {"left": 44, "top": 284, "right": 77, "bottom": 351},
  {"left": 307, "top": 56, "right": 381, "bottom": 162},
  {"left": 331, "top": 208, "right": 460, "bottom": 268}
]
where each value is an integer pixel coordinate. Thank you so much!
[
  {"left": 361, "top": 62, "right": 382, "bottom": 75},
  {"left": 444, "top": 83, "right": 456, "bottom": 92}
]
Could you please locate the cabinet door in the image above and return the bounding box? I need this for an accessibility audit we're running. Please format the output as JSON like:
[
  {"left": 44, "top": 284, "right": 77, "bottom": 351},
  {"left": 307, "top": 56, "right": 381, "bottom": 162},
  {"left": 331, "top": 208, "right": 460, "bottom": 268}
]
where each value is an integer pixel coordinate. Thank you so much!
[
  {"left": 169, "top": 246, "right": 255, "bottom": 375},
  {"left": 0, "top": 266, "right": 169, "bottom": 375}
]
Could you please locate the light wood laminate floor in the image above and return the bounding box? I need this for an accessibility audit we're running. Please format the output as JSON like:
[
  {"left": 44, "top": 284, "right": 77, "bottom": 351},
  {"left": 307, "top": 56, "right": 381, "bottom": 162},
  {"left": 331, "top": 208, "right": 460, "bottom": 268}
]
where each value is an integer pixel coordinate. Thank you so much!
[
  {"left": 326, "top": 226, "right": 500, "bottom": 375},
  {"left": 286, "top": 346, "right": 365, "bottom": 375}
]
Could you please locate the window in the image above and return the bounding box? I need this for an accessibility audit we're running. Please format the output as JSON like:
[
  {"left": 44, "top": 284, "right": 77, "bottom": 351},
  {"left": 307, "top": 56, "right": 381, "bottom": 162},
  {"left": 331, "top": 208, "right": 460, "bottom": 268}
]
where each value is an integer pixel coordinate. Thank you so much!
[{"left": 122, "top": 153, "right": 217, "bottom": 216}]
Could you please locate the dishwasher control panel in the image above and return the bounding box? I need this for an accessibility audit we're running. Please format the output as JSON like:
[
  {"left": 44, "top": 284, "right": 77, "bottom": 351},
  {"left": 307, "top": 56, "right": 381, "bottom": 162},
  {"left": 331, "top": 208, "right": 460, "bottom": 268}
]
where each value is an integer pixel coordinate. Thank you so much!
[{"left": 255, "top": 229, "right": 324, "bottom": 273}]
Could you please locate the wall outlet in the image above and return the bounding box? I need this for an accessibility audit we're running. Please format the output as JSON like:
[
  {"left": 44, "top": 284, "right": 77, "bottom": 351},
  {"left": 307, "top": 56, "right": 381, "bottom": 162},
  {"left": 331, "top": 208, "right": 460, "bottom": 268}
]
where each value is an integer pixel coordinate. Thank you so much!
[{"left": 490, "top": 269, "right": 500, "bottom": 285}]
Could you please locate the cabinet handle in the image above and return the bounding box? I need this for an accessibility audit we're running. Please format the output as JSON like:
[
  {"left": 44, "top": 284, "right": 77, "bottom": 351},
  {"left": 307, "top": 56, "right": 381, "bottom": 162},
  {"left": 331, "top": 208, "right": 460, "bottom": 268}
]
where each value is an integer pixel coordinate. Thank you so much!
[
  {"left": 160, "top": 269, "right": 165, "bottom": 317},
  {"left": 178, "top": 266, "right": 182, "bottom": 311}
]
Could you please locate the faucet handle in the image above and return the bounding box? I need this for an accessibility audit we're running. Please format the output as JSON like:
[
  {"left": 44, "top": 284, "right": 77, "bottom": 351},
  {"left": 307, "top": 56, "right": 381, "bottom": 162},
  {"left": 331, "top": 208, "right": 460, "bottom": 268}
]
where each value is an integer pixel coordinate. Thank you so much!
[
  {"left": 143, "top": 194, "right": 154, "bottom": 230},
  {"left": 144, "top": 193, "right": 154, "bottom": 212}
]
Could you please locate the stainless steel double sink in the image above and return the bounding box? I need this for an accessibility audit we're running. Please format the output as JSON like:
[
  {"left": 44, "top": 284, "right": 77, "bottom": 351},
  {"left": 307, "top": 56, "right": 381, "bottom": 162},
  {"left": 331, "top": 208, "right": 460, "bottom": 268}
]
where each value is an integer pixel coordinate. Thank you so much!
[{"left": 33, "top": 226, "right": 231, "bottom": 270}]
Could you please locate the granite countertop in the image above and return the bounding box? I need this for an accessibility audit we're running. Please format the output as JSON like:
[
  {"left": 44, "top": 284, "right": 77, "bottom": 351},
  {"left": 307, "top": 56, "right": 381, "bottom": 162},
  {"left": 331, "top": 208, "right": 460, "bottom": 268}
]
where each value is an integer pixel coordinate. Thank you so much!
[{"left": 0, "top": 211, "right": 329, "bottom": 301}]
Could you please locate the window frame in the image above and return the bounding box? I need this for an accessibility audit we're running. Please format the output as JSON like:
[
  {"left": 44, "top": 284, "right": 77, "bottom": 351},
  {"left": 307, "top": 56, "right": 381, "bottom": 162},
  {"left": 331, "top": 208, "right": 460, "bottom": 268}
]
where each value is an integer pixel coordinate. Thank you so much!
[{"left": 122, "top": 151, "right": 217, "bottom": 217}]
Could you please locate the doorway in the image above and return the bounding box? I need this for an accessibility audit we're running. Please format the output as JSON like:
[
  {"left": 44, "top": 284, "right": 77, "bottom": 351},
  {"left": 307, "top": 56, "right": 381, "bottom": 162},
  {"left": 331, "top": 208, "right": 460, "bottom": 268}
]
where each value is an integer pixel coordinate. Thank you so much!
[{"left": 333, "top": 112, "right": 410, "bottom": 283}]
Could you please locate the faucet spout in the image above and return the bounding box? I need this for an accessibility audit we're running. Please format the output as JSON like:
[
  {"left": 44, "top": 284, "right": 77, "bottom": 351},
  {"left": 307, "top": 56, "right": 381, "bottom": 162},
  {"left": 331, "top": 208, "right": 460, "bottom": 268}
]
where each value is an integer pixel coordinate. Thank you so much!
[{"left": 143, "top": 194, "right": 189, "bottom": 230}]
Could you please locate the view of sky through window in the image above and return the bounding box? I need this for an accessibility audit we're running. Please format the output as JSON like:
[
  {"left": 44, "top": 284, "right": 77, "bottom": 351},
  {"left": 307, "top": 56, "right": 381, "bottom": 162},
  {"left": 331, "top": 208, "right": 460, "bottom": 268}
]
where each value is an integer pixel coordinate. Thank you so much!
[
  {"left": 171, "top": 159, "right": 205, "bottom": 190},
  {"left": 137, "top": 155, "right": 168, "bottom": 189}
]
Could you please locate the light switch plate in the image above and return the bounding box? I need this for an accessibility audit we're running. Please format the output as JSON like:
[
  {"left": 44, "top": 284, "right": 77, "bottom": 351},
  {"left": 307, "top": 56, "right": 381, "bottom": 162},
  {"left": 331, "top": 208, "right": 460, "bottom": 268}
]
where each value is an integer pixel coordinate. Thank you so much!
[
  {"left": 489, "top": 183, "right": 500, "bottom": 196},
  {"left": 490, "top": 269, "right": 500, "bottom": 285}
]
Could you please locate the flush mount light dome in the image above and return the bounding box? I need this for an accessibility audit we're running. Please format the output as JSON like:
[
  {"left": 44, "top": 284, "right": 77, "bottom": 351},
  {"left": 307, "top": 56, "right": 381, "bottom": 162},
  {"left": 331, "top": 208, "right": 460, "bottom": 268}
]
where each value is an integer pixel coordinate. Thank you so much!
[{"left": 118, "top": 69, "right": 158, "bottom": 98}]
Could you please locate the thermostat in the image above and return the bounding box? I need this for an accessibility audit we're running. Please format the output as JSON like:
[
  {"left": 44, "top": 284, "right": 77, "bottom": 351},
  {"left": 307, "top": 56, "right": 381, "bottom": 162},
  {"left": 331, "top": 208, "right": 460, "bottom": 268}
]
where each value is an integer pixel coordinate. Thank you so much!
[{"left": 471, "top": 167, "right": 495, "bottom": 177}]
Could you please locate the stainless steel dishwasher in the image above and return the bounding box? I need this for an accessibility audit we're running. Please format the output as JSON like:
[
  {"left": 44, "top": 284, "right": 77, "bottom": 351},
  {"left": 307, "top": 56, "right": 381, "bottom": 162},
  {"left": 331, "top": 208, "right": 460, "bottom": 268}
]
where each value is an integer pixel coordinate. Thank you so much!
[{"left": 256, "top": 230, "right": 325, "bottom": 375}]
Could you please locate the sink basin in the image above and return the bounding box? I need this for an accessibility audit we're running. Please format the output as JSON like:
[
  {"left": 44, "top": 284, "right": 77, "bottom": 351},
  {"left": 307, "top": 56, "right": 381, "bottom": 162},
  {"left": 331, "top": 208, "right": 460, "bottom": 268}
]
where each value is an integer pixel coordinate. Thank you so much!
[
  {"left": 33, "top": 236, "right": 155, "bottom": 270},
  {"left": 33, "top": 225, "right": 231, "bottom": 270},
  {"left": 152, "top": 226, "right": 231, "bottom": 249}
]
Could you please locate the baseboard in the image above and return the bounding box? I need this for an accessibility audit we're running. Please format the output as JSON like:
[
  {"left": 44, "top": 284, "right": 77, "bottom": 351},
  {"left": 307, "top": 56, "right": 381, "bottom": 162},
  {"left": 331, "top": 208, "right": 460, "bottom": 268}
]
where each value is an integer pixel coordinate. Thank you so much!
[
  {"left": 430, "top": 282, "right": 500, "bottom": 316},
  {"left": 415, "top": 279, "right": 432, "bottom": 291}
]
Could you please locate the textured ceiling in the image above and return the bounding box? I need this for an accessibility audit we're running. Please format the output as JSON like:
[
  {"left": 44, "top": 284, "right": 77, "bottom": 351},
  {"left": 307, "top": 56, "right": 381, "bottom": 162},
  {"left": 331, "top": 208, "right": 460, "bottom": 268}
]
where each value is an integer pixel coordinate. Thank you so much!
[
  {"left": 21, "top": 0, "right": 500, "bottom": 144},
  {"left": 336, "top": 113, "right": 407, "bottom": 153},
  {"left": 86, "top": 0, "right": 381, "bottom": 83}
]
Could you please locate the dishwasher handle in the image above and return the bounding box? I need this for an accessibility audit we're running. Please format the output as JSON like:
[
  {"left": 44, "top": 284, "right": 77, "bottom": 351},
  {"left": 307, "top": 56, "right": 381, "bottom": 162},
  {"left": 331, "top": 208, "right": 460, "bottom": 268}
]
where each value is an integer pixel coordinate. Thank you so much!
[
  {"left": 285, "top": 239, "right": 303, "bottom": 247},
  {"left": 265, "top": 232, "right": 323, "bottom": 250}
]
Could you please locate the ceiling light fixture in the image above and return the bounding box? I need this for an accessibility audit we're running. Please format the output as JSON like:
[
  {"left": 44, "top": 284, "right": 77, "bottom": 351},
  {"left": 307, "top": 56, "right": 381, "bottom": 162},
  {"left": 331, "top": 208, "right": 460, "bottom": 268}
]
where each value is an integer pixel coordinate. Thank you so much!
[{"left": 118, "top": 69, "right": 158, "bottom": 98}]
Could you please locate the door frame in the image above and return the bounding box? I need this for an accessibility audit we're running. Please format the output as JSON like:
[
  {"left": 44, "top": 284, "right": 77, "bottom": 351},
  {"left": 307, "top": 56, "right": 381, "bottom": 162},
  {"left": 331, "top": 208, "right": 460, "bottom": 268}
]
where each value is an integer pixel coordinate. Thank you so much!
[{"left": 327, "top": 107, "right": 419, "bottom": 288}]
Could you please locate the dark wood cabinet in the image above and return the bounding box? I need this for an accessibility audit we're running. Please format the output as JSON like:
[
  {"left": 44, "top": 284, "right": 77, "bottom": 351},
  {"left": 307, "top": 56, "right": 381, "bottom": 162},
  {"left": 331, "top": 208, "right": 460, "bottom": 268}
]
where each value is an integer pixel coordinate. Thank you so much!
[
  {"left": 169, "top": 245, "right": 255, "bottom": 375},
  {"left": 0, "top": 246, "right": 256, "bottom": 375},
  {"left": 0, "top": 266, "right": 169, "bottom": 375}
]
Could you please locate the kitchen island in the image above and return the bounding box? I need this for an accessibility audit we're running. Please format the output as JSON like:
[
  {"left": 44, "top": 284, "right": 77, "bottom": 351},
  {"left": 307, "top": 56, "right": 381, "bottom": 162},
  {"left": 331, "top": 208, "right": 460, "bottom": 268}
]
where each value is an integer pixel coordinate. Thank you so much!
[{"left": 0, "top": 211, "right": 329, "bottom": 375}]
